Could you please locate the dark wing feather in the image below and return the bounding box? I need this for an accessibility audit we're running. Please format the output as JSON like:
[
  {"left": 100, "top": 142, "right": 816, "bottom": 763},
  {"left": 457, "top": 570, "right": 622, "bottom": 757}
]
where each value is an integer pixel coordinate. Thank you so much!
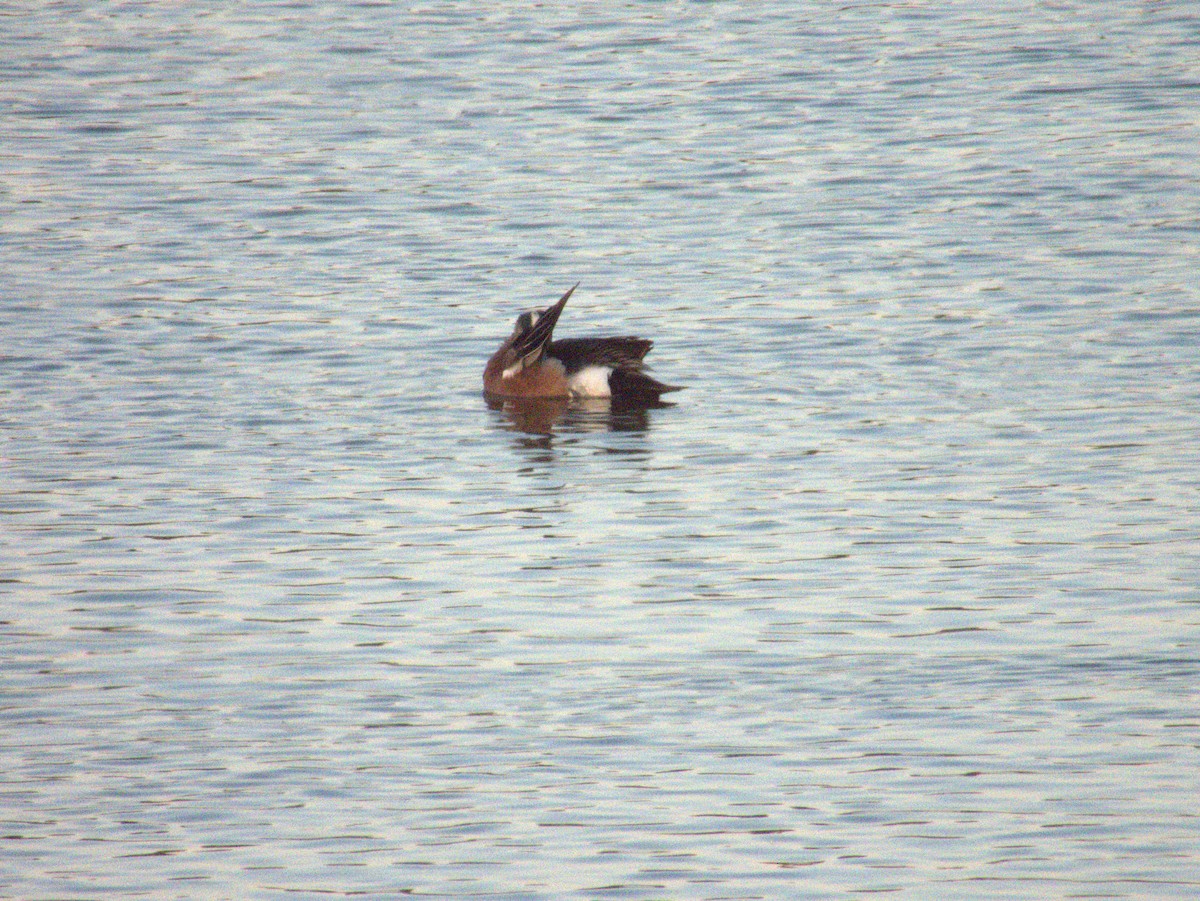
[
  {"left": 549, "top": 337, "right": 654, "bottom": 374},
  {"left": 511, "top": 284, "right": 576, "bottom": 364}
]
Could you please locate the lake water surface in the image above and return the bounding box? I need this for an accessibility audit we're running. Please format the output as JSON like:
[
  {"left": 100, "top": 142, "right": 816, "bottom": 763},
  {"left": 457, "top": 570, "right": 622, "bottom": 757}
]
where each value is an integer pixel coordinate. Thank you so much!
[{"left": 3, "top": 2, "right": 1200, "bottom": 898}]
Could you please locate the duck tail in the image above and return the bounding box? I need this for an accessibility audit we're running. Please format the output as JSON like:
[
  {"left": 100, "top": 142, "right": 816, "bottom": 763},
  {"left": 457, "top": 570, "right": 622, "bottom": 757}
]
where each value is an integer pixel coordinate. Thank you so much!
[{"left": 609, "top": 368, "right": 684, "bottom": 402}]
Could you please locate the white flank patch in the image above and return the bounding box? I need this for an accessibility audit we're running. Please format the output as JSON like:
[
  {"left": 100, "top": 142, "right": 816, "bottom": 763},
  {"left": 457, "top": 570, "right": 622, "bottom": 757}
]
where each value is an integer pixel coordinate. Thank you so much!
[{"left": 568, "top": 366, "right": 612, "bottom": 398}]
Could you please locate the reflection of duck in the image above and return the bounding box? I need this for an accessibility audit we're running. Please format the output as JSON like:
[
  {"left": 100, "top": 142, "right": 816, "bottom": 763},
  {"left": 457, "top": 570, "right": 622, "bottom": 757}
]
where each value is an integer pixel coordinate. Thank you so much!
[
  {"left": 486, "top": 394, "right": 658, "bottom": 435},
  {"left": 483, "top": 285, "right": 682, "bottom": 401}
]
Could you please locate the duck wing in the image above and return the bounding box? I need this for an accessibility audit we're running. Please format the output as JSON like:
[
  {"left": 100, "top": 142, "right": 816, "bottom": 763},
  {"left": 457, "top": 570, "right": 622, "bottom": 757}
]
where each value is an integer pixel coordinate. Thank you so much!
[
  {"left": 549, "top": 337, "right": 654, "bottom": 374},
  {"left": 510, "top": 284, "right": 576, "bottom": 368}
]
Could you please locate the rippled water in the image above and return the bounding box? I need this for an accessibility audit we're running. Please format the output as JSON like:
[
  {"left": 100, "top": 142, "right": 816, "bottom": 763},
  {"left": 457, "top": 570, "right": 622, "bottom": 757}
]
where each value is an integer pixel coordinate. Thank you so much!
[{"left": 4, "top": 2, "right": 1200, "bottom": 898}]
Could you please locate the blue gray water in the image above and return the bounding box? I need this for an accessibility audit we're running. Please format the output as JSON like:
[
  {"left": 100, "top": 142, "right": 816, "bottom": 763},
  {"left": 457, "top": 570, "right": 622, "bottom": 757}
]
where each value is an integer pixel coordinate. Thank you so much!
[{"left": 3, "top": 2, "right": 1199, "bottom": 898}]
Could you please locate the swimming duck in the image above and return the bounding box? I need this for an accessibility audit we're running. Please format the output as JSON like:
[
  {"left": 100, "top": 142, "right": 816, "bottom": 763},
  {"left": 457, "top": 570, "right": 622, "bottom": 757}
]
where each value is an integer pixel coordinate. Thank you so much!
[{"left": 483, "top": 285, "right": 681, "bottom": 401}]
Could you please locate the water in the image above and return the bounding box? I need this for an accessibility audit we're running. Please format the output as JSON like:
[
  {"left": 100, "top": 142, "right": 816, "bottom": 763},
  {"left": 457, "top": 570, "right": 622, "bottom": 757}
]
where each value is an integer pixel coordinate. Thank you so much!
[{"left": 3, "top": 2, "right": 1199, "bottom": 898}]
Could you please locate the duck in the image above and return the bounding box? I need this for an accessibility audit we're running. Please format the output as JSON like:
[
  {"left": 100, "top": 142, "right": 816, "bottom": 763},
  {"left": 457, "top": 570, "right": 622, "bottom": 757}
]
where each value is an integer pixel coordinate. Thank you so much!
[{"left": 483, "top": 284, "right": 681, "bottom": 401}]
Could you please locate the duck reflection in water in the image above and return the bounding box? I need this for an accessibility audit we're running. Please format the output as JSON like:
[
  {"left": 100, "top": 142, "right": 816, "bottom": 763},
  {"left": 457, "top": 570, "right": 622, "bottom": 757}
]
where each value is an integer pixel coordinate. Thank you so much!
[
  {"left": 483, "top": 284, "right": 682, "bottom": 408},
  {"left": 486, "top": 393, "right": 672, "bottom": 435}
]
